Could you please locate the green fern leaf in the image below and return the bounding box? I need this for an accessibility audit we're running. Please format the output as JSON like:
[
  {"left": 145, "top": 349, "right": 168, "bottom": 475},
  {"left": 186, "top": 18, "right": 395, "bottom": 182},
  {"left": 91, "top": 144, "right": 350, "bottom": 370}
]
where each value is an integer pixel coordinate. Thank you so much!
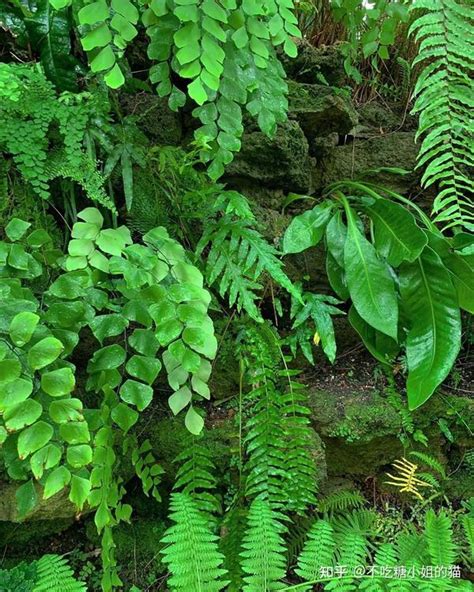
[
  {"left": 424, "top": 509, "right": 458, "bottom": 567},
  {"left": 160, "top": 492, "right": 228, "bottom": 592},
  {"left": 409, "top": 0, "right": 474, "bottom": 231},
  {"left": 33, "top": 555, "right": 86, "bottom": 592},
  {"left": 240, "top": 498, "right": 287, "bottom": 592},
  {"left": 295, "top": 519, "right": 336, "bottom": 587}
]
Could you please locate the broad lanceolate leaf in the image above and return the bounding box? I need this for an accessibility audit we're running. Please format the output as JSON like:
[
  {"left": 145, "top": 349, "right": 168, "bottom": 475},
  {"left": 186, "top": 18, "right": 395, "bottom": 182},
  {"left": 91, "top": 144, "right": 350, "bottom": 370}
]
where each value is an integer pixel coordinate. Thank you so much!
[
  {"left": 24, "top": 0, "right": 79, "bottom": 91},
  {"left": 367, "top": 199, "right": 427, "bottom": 267},
  {"left": 344, "top": 204, "right": 398, "bottom": 339},
  {"left": 348, "top": 306, "right": 399, "bottom": 366},
  {"left": 283, "top": 201, "right": 333, "bottom": 254},
  {"left": 400, "top": 247, "right": 461, "bottom": 409}
]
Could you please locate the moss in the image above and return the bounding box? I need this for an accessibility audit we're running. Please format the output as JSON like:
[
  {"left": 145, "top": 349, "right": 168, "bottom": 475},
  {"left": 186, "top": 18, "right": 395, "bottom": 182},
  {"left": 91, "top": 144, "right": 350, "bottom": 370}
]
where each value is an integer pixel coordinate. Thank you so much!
[
  {"left": 288, "top": 81, "right": 357, "bottom": 142},
  {"left": 225, "top": 120, "right": 313, "bottom": 193},
  {"left": 0, "top": 518, "right": 73, "bottom": 550}
]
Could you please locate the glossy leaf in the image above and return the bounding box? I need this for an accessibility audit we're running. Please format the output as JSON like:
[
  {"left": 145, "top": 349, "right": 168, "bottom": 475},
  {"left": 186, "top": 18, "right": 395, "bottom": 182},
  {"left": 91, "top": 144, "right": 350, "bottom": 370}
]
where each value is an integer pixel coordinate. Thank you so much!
[
  {"left": 348, "top": 306, "right": 399, "bottom": 366},
  {"left": 41, "top": 367, "right": 75, "bottom": 397},
  {"left": 400, "top": 247, "right": 461, "bottom": 409},
  {"left": 283, "top": 201, "right": 333, "bottom": 254},
  {"left": 367, "top": 199, "right": 427, "bottom": 267},
  {"left": 344, "top": 205, "right": 398, "bottom": 339}
]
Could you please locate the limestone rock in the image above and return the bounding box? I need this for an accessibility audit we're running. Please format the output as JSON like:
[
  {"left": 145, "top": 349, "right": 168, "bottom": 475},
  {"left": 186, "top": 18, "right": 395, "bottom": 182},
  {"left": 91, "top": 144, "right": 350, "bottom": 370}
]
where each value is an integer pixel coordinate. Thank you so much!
[
  {"left": 321, "top": 131, "right": 419, "bottom": 194},
  {"left": 288, "top": 81, "right": 358, "bottom": 147},
  {"left": 225, "top": 120, "right": 313, "bottom": 193},
  {"left": 281, "top": 41, "right": 346, "bottom": 87}
]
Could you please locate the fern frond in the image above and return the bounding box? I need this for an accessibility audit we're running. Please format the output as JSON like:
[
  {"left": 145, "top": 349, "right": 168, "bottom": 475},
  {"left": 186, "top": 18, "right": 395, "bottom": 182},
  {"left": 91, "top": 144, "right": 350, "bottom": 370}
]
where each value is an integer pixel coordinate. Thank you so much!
[
  {"left": 396, "top": 532, "right": 428, "bottom": 567},
  {"left": 409, "top": 0, "right": 474, "bottom": 231},
  {"left": 295, "top": 519, "right": 336, "bottom": 588},
  {"left": 220, "top": 506, "right": 248, "bottom": 592},
  {"left": 240, "top": 498, "right": 287, "bottom": 592},
  {"left": 318, "top": 490, "right": 366, "bottom": 514},
  {"left": 33, "top": 555, "right": 86, "bottom": 592},
  {"left": 198, "top": 202, "right": 301, "bottom": 321},
  {"left": 462, "top": 513, "right": 474, "bottom": 563},
  {"left": 409, "top": 451, "right": 446, "bottom": 478},
  {"left": 160, "top": 493, "right": 228, "bottom": 592},
  {"left": 385, "top": 457, "right": 434, "bottom": 499},
  {"left": 173, "top": 435, "right": 221, "bottom": 517},
  {"left": 280, "top": 377, "right": 318, "bottom": 513},
  {"left": 424, "top": 509, "right": 458, "bottom": 567},
  {"left": 359, "top": 543, "right": 398, "bottom": 592}
]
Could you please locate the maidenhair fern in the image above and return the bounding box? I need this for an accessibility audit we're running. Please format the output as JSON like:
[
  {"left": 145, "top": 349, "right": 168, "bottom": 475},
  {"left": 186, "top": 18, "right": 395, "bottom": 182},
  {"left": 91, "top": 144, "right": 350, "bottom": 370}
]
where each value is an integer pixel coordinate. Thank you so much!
[
  {"left": 33, "top": 555, "right": 86, "bottom": 592},
  {"left": 240, "top": 498, "right": 287, "bottom": 592},
  {"left": 160, "top": 492, "right": 228, "bottom": 592},
  {"left": 409, "top": 0, "right": 474, "bottom": 231}
]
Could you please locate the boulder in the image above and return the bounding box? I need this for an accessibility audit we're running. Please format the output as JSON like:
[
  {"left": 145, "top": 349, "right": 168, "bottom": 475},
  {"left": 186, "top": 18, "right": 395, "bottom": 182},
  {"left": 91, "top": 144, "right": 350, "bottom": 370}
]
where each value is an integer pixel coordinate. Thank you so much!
[
  {"left": 225, "top": 120, "right": 313, "bottom": 193},
  {"left": 288, "top": 81, "right": 358, "bottom": 150},
  {"left": 320, "top": 131, "right": 419, "bottom": 194},
  {"left": 280, "top": 41, "right": 347, "bottom": 87},
  {"left": 120, "top": 92, "right": 183, "bottom": 146}
]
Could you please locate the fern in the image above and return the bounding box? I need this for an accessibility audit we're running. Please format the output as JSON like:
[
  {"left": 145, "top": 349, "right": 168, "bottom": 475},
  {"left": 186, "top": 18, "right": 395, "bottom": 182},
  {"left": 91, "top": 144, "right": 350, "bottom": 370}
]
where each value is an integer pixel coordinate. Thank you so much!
[
  {"left": 295, "top": 519, "right": 336, "bottom": 588},
  {"left": 425, "top": 509, "right": 458, "bottom": 567},
  {"left": 409, "top": 0, "right": 474, "bottom": 231},
  {"left": 240, "top": 498, "right": 287, "bottom": 592},
  {"left": 160, "top": 493, "right": 228, "bottom": 592},
  {"left": 33, "top": 555, "right": 86, "bottom": 592},
  {"left": 318, "top": 489, "right": 366, "bottom": 514},
  {"left": 409, "top": 451, "right": 447, "bottom": 479},
  {"left": 241, "top": 326, "right": 317, "bottom": 512},
  {"left": 220, "top": 506, "right": 248, "bottom": 592},
  {"left": 173, "top": 435, "right": 221, "bottom": 517},
  {"left": 197, "top": 193, "right": 302, "bottom": 321}
]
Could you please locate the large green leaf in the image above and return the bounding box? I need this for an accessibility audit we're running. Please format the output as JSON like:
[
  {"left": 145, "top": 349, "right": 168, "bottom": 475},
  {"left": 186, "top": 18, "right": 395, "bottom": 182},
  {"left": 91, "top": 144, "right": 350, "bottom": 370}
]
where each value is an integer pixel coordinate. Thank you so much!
[
  {"left": 283, "top": 201, "right": 333, "bottom": 254},
  {"left": 24, "top": 0, "right": 79, "bottom": 91},
  {"left": 348, "top": 306, "right": 399, "bottom": 366},
  {"left": 367, "top": 199, "right": 427, "bottom": 267},
  {"left": 344, "top": 205, "right": 398, "bottom": 339},
  {"left": 428, "top": 232, "right": 474, "bottom": 314},
  {"left": 399, "top": 247, "right": 461, "bottom": 409}
]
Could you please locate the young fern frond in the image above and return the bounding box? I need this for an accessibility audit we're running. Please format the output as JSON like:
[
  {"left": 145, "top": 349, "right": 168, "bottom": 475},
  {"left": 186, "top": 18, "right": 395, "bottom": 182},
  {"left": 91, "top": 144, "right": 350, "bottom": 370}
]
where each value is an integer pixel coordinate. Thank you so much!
[
  {"left": 409, "top": 0, "right": 474, "bottom": 231},
  {"left": 160, "top": 493, "right": 228, "bottom": 592},
  {"left": 295, "top": 519, "right": 336, "bottom": 589},
  {"left": 240, "top": 498, "right": 287, "bottom": 592},
  {"left": 173, "top": 435, "right": 221, "bottom": 517},
  {"left": 33, "top": 555, "right": 86, "bottom": 592}
]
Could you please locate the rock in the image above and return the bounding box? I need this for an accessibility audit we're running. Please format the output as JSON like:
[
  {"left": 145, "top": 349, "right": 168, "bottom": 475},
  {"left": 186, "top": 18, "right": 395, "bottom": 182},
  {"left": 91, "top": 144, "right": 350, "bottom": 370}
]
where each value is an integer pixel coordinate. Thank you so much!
[
  {"left": 321, "top": 131, "right": 419, "bottom": 193},
  {"left": 120, "top": 92, "right": 183, "bottom": 145},
  {"left": 288, "top": 81, "right": 358, "bottom": 150},
  {"left": 225, "top": 120, "right": 313, "bottom": 193},
  {"left": 280, "top": 41, "right": 346, "bottom": 87},
  {"left": 307, "top": 386, "right": 473, "bottom": 494},
  {"left": 0, "top": 481, "right": 78, "bottom": 522}
]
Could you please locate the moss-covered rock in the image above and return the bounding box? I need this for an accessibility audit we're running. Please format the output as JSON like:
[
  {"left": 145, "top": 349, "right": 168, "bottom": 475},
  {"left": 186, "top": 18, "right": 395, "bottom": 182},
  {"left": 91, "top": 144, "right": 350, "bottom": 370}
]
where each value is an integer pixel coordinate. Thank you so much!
[
  {"left": 0, "top": 481, "right": 78, "bottom": 522},
  {"left": 225, "top": 120, "right": 313, "bottom": 193},
  {"left": 288, "top": 81, "right": 358, "bottom": 149},
  {"left": 280, "top": 41, "right": 346, "bottom": 87},
  {"left": 307, "top": 387, "right": 473, "bottom": 483},
  {"left": 321, "top": 131, "right": 419, "bottom": 193},
  {"left": 120, "top": 92, "right": 183, "bottom": 145}
]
